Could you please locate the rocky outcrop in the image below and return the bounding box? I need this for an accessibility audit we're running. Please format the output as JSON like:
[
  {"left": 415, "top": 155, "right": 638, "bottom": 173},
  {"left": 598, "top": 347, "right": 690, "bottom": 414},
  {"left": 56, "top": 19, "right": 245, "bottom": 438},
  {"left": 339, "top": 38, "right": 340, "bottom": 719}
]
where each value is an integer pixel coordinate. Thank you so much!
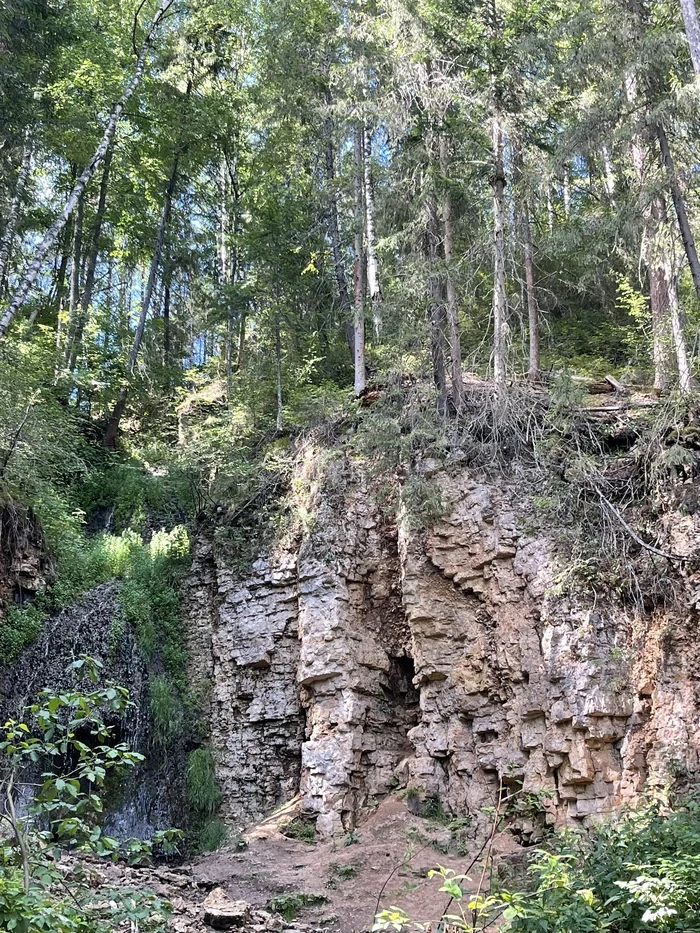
[
  {"left": 188, "top": 452, "right": 700, "bottom": 836},
  {"left": 186, "top": 537, "right": 305, "bottom": 829},
  {"left": 0, "top": 503, "right": 54, "bottom": 608}
]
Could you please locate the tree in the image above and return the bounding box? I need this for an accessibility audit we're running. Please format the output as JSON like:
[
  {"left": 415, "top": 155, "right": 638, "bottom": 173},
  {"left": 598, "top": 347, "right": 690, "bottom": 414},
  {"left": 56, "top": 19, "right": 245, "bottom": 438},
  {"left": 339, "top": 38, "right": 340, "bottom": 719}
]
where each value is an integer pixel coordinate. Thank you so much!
[{"left": 0, "top": 0, "right": 177, "bottom": 339}]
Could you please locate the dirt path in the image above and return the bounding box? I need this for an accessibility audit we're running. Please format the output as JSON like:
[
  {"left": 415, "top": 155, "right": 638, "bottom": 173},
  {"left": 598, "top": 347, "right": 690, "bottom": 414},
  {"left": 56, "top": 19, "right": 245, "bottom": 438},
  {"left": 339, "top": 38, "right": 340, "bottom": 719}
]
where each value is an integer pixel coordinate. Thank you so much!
[{"left": 124, "top": 796, "right": 525, "bottom": 932}]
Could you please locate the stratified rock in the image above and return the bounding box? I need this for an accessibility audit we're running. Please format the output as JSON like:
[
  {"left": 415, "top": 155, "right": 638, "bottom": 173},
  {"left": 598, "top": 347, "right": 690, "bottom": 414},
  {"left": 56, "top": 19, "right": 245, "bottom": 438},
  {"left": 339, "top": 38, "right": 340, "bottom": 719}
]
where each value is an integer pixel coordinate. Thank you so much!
[{"left": 187, "top": 449, "right": 700, "bottom": 838}]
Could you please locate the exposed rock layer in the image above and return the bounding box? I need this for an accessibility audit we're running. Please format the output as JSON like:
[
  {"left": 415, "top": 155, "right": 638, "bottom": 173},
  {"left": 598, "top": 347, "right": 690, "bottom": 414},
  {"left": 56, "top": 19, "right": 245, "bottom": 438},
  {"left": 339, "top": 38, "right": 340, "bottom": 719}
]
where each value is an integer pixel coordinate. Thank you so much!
[{"left": 188, "top": 454, "right": 700, "bottom": 835}]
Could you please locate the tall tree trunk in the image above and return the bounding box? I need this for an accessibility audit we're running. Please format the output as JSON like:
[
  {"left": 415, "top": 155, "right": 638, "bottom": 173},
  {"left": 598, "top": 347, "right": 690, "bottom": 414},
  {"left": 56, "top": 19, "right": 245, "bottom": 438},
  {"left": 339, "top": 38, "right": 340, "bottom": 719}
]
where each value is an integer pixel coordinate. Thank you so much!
[
  {"left": 353, "top": 124, "right": 366, "bottom": 396},
  {"left": 103, "top": 153, "right": 179, "bottom": 447},
  {"left": 491, "top": 104, "right": 508, "bottom": 388},
  {"left": 323, "top": 90, "right": 354, "bottom": 360},
  {"left": 163, "top": 275, "right": 171, "bottom": 367},
  {"left": 275, "top": 309, "right": 283, "bottom": 432},
  {"left": 426, "top": 157, "right": 448, "bottom": 411},
  {"left": 237, "top": 308, "right": 247, "bottom": 371},
  {"left": 66, "top": 144, "right": 114, "bottom": 373},
  {"left": 625, "top": 69, "right": 689, "bottom": 390},
  {"left": 0, "top": 136, "right": 32, "bottom": 294},
  {"left": 513, "top": 140, "right": 539, "bottom": 382},
  {"left": 601, "top": 146, "right": 617, "bottom": 204},
  {"left": 439, "top": 134, "right": 464, "bottom": 408},
  {"left": 0, "top": 0, "right": 176, "bottom": 339},
  {"left": 680, "top": 0, "right": 700, "bottom": 74},
  {"left": 651, "top": 197, "right": 694, "bottom": 392},
  {"left": 562, "top": 167, "right": 571, "bottom": 218},
  {"left": 655, "top": 121, "right": 700, "bottom": 306},
  {"left": 523, "top": 200, "right": 539, "bottom": 382},
  {"left": 60, "top": 193, "right": 84, "bottom": 376},
  {"left": 363, "top": 126, "right": 381, "bottom": 337}
]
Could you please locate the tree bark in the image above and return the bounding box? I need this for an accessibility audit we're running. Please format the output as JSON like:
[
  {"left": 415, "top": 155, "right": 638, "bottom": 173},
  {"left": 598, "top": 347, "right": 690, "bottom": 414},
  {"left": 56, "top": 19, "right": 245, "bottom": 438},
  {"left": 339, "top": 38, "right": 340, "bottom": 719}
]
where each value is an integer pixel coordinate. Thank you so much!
[
  {"left": 655, "top": 120, "right": 700, "bottom": 306},
  {"left": 0, "top": 136, "right": 32, "bottom": 294},
  {"left": 353, "top": 124, "right": 366, "bottom": 396},
  {"left": 523, "top": 201, "right": 539, "bottom": 382},
  {"left": 680, "top": 0, "right": 700, "bottom": 75},
  {"left": 601, "top": 145, "right": 617, "bottom": 204},
  {"left": 439, "top": 134, "right": 464, "bottom": 408},
  {"left": 625, "top": 69, "right": 690, "bottom": 390},
  {"left": 103, "top": 152, "right": 179, "bottom": 447},
  {"left": 491, "top": 105, "right": 508, "bottom": 388},
  {"left": 66, "top": 144, "right": 114, "bottom": 373},
  {"left": 323, "top": 90, "right": 354, "bottom": 360},
  {"left": 426, "top": 156, "right": 448, "bottom": 410},
  {"left": 363, "top": 126, "right": 381, "bottom": 337},
  {"left": 0, "top": 0, "right": 176, "bottom": 339},
  {"left": 275, "top": 309, "right": 283, "bottom": 432},
  {"left": 163, "top": 275, "right": 171, "bottom": 367},
  {"left": 61, "top": 192, "right": 84, "bottom": 375}
]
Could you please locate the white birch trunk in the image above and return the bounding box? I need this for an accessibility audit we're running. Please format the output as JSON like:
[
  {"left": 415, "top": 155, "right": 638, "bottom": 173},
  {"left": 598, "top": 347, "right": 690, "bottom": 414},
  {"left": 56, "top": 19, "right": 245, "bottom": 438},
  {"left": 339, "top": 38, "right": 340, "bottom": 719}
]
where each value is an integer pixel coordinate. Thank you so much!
[
  {"left": 0, "top": 0, "right": 176, "bottom": 339},
  {"left": 680, "top": 0, "right": 700, "bottom": 75},
  {"left": 491, "top": 108, "right": 508, "bottom": 388},
  {"left": 363, "top": 127, "right": 381, "bottom": 337}
]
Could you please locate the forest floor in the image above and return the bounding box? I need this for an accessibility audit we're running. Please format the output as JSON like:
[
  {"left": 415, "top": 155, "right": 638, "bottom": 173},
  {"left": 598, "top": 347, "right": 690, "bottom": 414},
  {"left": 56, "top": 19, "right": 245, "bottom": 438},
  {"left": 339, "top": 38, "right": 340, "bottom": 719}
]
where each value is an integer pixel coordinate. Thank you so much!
[{"left": 110, "top": 796, "right": 525, "bottom": 932}]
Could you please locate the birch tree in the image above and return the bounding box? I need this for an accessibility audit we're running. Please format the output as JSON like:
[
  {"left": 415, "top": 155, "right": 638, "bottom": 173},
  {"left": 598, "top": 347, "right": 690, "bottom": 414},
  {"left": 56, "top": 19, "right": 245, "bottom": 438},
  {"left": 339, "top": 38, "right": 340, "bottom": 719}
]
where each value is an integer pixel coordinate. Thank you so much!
[{"left": 0, "top": 0, "right": 176, "bottom": 340}]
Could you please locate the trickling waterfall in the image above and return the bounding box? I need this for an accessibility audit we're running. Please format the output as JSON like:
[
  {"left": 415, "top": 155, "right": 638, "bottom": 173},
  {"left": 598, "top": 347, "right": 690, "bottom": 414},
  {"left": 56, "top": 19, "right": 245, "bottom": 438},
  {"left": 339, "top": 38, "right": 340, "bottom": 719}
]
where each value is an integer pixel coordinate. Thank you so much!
[{"left": 0, "top": 581, "right": 183, "bottom": 841}]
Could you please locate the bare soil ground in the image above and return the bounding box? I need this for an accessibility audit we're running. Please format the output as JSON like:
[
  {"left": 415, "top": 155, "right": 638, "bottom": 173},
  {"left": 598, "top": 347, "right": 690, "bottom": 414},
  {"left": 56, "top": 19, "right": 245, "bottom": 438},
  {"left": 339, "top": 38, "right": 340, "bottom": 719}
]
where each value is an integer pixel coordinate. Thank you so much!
[{"left": 123, "top": 795, "right": 525, "bottom": 932}]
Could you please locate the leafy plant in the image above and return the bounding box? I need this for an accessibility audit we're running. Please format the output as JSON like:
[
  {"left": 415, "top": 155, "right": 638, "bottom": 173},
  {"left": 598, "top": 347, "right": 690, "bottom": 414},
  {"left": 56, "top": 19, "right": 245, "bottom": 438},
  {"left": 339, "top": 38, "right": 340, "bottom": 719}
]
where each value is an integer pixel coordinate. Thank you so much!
[
  {"left": 267, "top": 893, "right": 329, "bottom": 921},
  {"left": 0, "top": 656, "right": 181, "bottom": 932},
  {"left": 282, "top": 817, "right": 317, "bottom": 844}
]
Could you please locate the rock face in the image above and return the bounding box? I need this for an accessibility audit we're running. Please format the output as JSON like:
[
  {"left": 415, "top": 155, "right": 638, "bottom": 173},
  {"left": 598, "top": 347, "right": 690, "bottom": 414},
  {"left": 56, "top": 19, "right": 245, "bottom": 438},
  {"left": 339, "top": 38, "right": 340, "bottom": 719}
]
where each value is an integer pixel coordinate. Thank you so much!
[
  {"left": 0, "top": 583, "right": 181, "bottom": 838},
  {"left": 188, "top": 453, "right": 700, "bottom": 836}
]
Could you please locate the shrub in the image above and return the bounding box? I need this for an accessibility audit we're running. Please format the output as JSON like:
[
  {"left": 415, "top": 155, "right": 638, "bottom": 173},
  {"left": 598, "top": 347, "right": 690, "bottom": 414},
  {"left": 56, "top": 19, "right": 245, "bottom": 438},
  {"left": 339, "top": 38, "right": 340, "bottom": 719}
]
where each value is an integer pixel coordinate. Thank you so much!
[
  {"left": 0, "top": 657, "right": 180, "bottom": 931},
  {"left": 267, "top": 893, "right": 328, "bottom": 921},
  {"left": 282, "top": 817, "right": 317, "bottom": 844}
]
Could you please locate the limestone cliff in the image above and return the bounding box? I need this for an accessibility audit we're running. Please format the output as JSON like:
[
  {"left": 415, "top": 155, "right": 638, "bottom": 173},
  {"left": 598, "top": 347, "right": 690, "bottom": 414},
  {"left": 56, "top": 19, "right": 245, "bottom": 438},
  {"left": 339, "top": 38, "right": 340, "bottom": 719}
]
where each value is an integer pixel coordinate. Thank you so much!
[{"left": 187, "top": 446, "right": 700, "bottom": 838}]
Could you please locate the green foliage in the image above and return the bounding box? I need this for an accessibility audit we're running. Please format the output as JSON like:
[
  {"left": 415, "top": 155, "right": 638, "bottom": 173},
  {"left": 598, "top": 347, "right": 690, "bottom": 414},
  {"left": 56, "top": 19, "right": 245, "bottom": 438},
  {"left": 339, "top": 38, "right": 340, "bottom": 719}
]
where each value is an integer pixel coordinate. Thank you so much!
[
  {"left": 375, "top": 799, "right": 700, "bottom": 932},
  {"left": 401, "top": 476, "right": 445, "bottom": 532},
  {"left": 329, "top": 860, "right": 360, "bottom": 881},
  {"left": 501, "top": 800, "right": 700, "bottom": 931},
  {"left": 115, "top": 526, "right": 190, "bottom": 679},
  {"left": 267, "top": 893, "right": 329, "bottom": 921},
  {"left": 148, "top": 675, "right": 183, "bottom": 749},
  {"left": 0, "top": 602, "right": 45, "bottom": 665},
  {"left": 186, "top": 748, "right": 225, "bottom": 852},
  {"left": 282, "top": 817, "right": 317, "bottom": 844},
  {"left": 186, "top": 748, "right": 223, "bottom": 819},
  {"left": 77, "top": 458, "right": 193, "bottom": 535},
  {"left": 0, "top": 657, "right": 181, "bottom": 932},
  {"left": 198, "top": 819, "right": 228, "bottom": 852}
]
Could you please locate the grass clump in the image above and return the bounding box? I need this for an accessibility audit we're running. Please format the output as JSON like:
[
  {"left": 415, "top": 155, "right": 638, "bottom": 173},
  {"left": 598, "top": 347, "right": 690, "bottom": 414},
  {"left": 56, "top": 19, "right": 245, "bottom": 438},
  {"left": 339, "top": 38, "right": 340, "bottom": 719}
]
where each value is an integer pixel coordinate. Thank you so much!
[
  {"left": 149, "top": 675, "right": 183, "bottom": 749},
  {"left": 282, "top": 817, "right": 317, "bottom": 844},
  {"left": 267, "top": 893, "right": 328, "bottom": 921},
  {"left": 329, "top": 861, "right": 360, "bottom": 881},
  {"left": 199, "top": 818, "right": 227, "bottom": 852},
  {"left": 186, "top": 747, "right": 225, "bottom": 851}
]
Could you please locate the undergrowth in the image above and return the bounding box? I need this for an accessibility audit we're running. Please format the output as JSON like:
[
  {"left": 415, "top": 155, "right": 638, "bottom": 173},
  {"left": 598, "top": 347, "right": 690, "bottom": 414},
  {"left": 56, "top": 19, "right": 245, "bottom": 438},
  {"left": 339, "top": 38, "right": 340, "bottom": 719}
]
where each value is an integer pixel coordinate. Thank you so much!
[{"left": 186, "top": 748, "right": 225, "bottom": 852}]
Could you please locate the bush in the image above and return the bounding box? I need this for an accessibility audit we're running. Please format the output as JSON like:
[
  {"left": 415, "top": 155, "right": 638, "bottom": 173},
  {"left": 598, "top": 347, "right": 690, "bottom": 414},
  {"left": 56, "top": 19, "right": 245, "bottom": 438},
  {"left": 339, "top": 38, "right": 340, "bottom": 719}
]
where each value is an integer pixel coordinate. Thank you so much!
[{"left": 374, "top": 798, "right": 700, "bottom": 932}]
